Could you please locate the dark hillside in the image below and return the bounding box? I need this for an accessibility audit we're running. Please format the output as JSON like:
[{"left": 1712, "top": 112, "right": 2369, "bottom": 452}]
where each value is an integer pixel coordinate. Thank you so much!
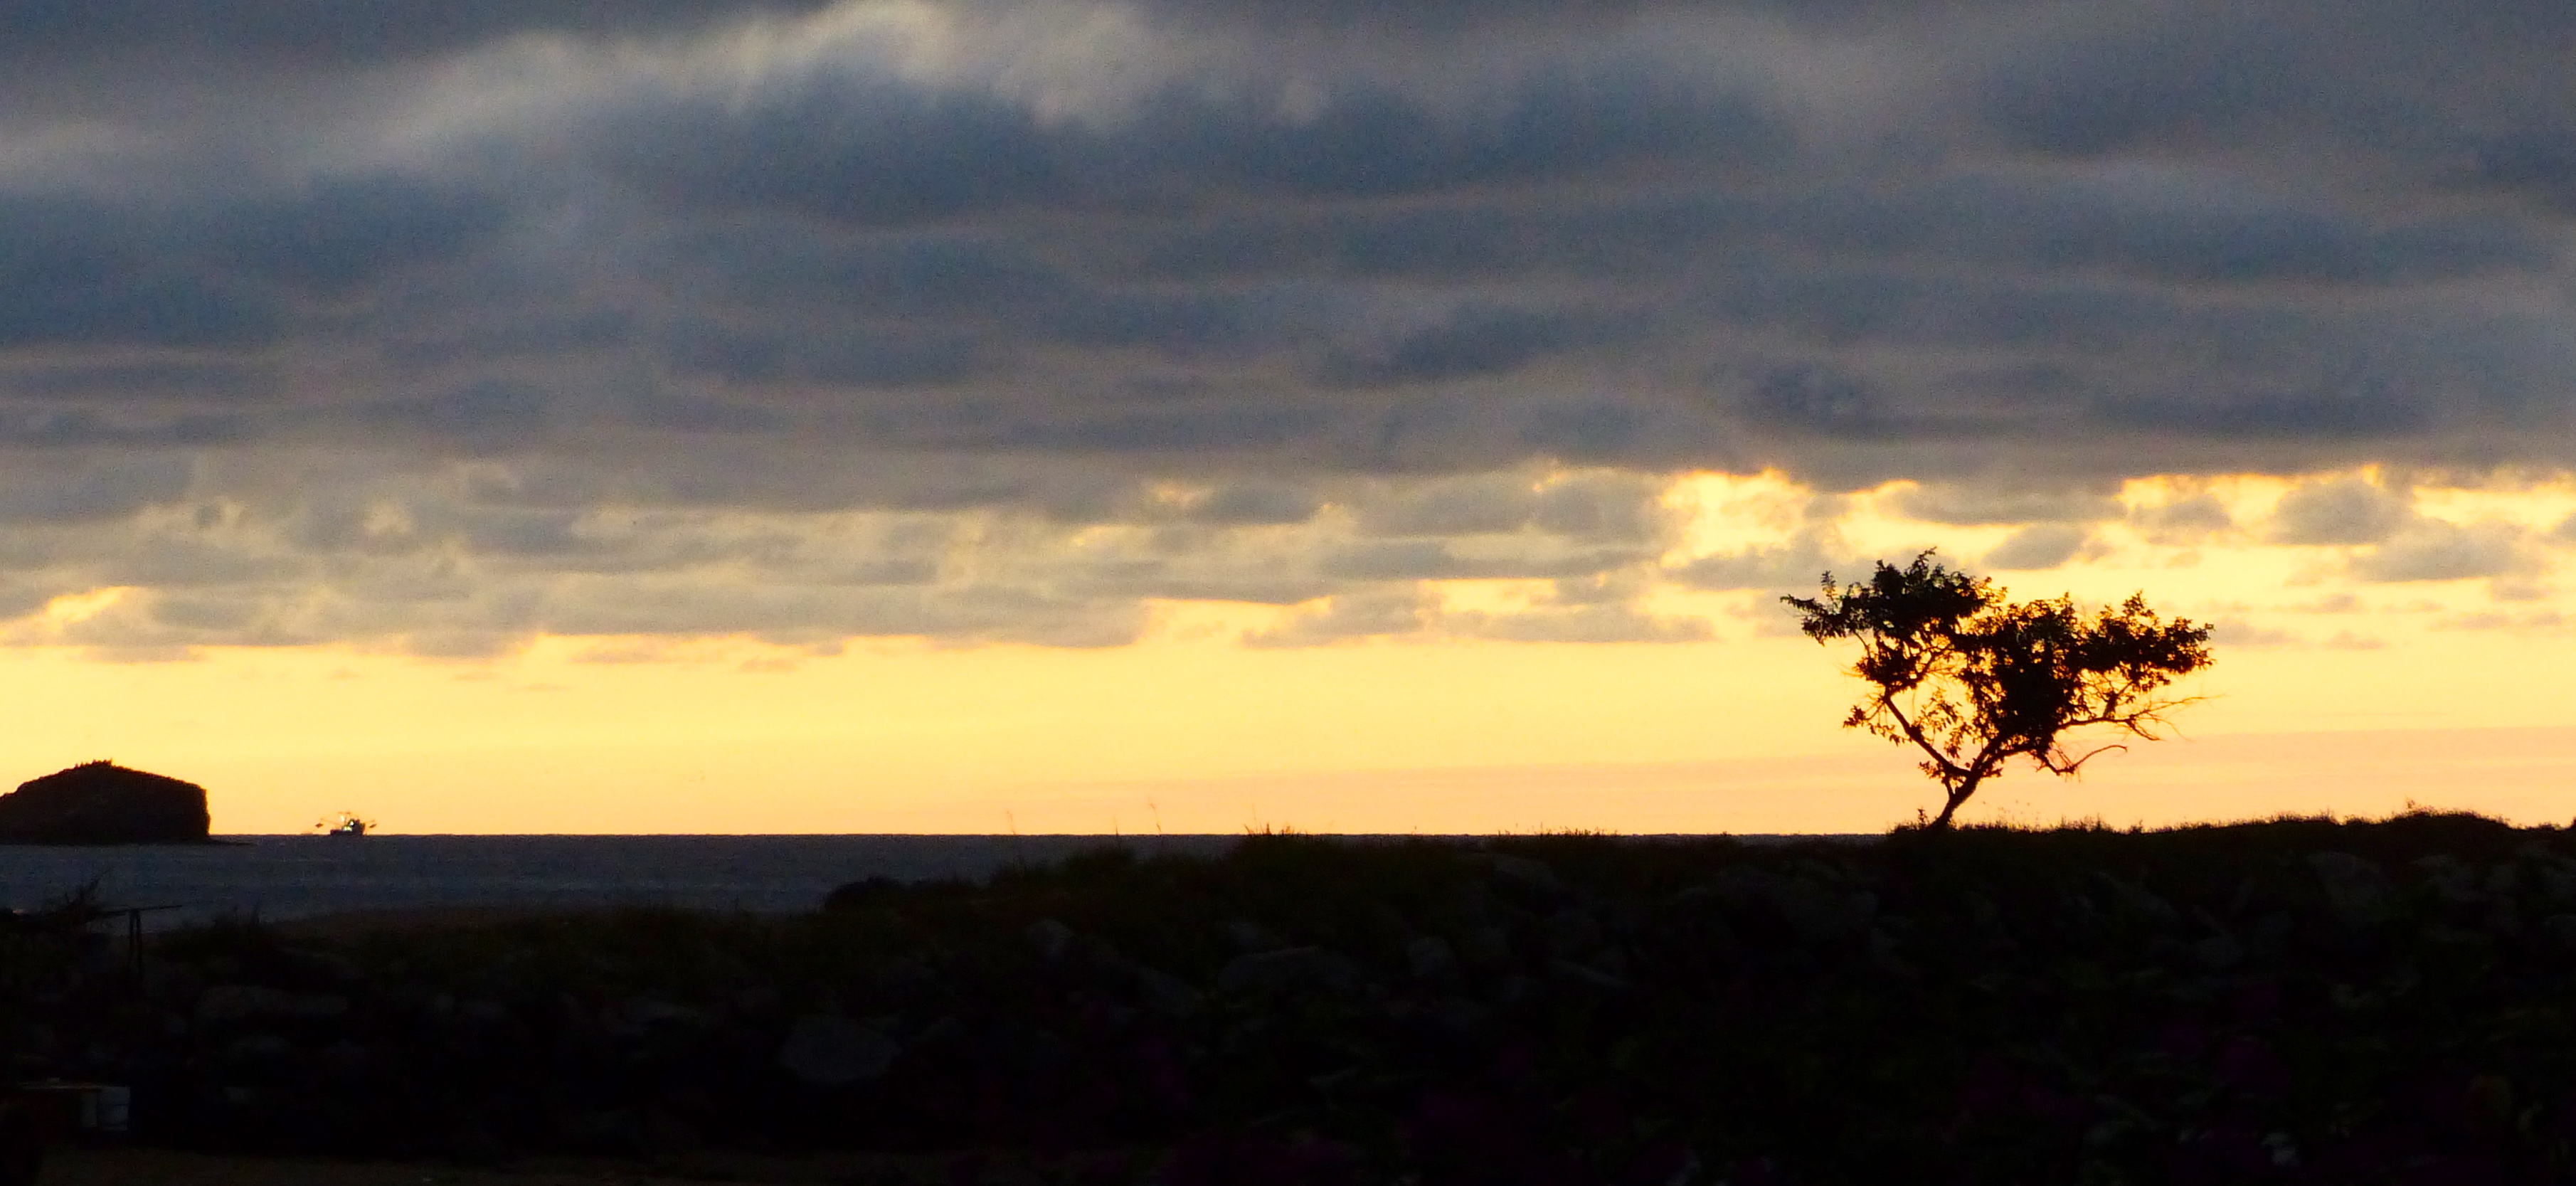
[{"left": 10, "top": 815, "right": 2576, "bottom": 1183}]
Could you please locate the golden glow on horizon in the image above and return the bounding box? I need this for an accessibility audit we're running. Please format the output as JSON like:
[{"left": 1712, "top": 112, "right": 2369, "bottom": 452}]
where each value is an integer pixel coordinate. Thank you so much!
[{"left": 3, "top": 465, "right": 2572, "bottom": 835}]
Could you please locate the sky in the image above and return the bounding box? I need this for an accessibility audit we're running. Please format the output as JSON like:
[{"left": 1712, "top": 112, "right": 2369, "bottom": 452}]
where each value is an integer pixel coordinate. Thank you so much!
[{"left": 4, "top": 0, "right": 2576, "bottom": 833}]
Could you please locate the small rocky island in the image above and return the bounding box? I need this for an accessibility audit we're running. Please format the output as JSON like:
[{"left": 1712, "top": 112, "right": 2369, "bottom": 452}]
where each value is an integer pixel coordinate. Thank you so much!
[{"left": 0, "top": 760, "right": 211, "bottom": 844}]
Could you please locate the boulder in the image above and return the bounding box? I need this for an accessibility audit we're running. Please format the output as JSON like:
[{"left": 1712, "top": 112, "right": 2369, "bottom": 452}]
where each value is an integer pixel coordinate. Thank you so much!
[
  {"left": 2308, "top": 851, "right": 2392, "bottom": 924},
  {"left": 0, "top": 761, "right": 211, "bottom": 845},
  {"left": 776, "top": 1015, "right": 900, "bottom": 1086},
  {"left": 0, "top": 1101, "right": 37, "bottom": 1186},
  {"left": 1217, "top": 946, "right": 1360, "bottom": 997}
]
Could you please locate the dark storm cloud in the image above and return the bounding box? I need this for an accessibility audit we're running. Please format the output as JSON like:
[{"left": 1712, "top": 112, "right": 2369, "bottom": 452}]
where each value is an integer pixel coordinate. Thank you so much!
[
  {"left": 1318, "top": 539, "right": 1653, "bottom": 581},
  {"left": 0, "top": 0, "right": 2573, "bottom": 649},
  {"left": 3, "top": 361, "right": 270, "bottom": 403},
  {"left": 1125, "top": 196, "right": 1727, "bottom": 282},
  {"left": 0, "top": 197, "right": 280, "bottom": 351},
  {"left": 1186, "top": 483, "right": 1323, "bottom": 526},
  {"left": 1310, "top": 305, "right": 1643, "bottom": 389},
  {"left": 0, "top": 455, "right": 191, "bottom": 524},
  {"left": 2095, "top": 388, "right": 2439, "bottom": 440},
  {"left": 1743, "top": 364, "right": 1885, "bottom": 437},
  {"left": 359, "top": 381, "right": 553, "bottom": 448},
  {"left": 664, "top": 319, "right": 986, "bottom": 388},
  {"left": 0, "top": 178, "right": 509, "bottom": 360},
  {"left": 0, "top": 1, "right": 837, "bottom": 63},
  {"left": 0, "top": 408, "right": 253, "bottom": 449},
  {"left": 1120, "top": 0, "right": 1657, "bottom": 33},
  {"left": 605, "top": 68, "right": 1792, "bottom": 225},
  {"left": 1115, "top": 169, "right": 2555, "bottom": 292},
  {"left": 664, "top": 224, "right": 1268, "bottom": 371},
  {"left": 978, "top": 406, "right": 1333, "bottom": 453},
  {"left": 2477, "top": 130, "right": 2576, "bottom": 211},
  {"left": 1977, "top": 17, "right": 2333, "bottom": 158},
  {"left": 1879, "top": 175, "right": 2551, "bottom": 287},
  {"left": 194, "top": 178, "right": 513, "bottom": 294}
]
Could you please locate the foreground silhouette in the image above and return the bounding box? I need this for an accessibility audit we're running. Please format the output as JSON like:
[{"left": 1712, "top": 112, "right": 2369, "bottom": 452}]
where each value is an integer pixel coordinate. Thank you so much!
[
  {"left": 8, "top": 817, "right": 2576, "bottom": 1183},
  {"left": 1787, "top": 551, "right": 2212, "bottom": 829}
]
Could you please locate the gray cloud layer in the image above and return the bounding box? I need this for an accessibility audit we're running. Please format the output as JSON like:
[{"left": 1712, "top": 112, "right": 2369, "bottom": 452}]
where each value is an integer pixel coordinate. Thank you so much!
[{"left": 1, "top": 0, "right": 2573, "bottom": 649}]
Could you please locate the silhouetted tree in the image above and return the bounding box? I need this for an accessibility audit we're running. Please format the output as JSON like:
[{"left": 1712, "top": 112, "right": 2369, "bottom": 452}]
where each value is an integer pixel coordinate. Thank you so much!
[{"left": 1784, "top": 551, "right": 2212, "bottom": 830}]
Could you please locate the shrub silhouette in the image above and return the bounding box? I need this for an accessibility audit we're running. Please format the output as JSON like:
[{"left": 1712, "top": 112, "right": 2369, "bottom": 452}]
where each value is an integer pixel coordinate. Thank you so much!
[{"left": 1785, "top": 551, "right": 2212, "bottom": 829}]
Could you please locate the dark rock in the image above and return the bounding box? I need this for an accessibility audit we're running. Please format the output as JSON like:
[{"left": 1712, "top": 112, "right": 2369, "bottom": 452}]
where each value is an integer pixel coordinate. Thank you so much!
[
  {"left": 1547, "top": 958, "right": 1633, "bottom": 992},
  {"left": 822, "top": 875, "right": 902, "bottom": 910},
  {"left": 1222, "top": 917, "right": 1287, "bottom": 953},
  {"left": 0, "top": 1100, "right": 37, "bottom": 1186},
  {"left": 2412, "top": 854, "right": 2484, "bottom": 904},
  {"left": 1478, "top": 853, "right": 1564, "bottom": 895},
  {"left": 1714, "top": 868, "right": 1852, "bottom": 947},
  {"left": 556, "top": 1108, "right": 651, "bottom": 1156},
  {"left": 197, "top": 985, "right": 350, "bottom": 1024},
  {"left": 1544, "top": 909, "right": 1606, "bottom": 958},
  {"left": 1459, "top": 925, "right": 1512, "bottom": 965},
  {"left": 1218, "top": 946, "right": 1360, "bottom": 997},
  {"left": 1130, "top": 965, "right": 1204, "bottom": 1015},
  {"left": 458, "top": 998, "right": 522, "bottom": 1029},
  {"left": 2195, "top": 933, "right": 2244, "bottom": 970},
  {"left": 0, "top": 760, "right": 210, "bottom": 845},
  {"left": 2094, "top": 872, "right": 2183, "bottom": 926},
  {"left": 1026, "top": 918, "right": 1076, "bottom": 959},
  {"left": 313, "top": 1039, "right": 375, "bottom": 1082},
  {"left": 872, "top": 955, "right": 942, "bottom": 1004},
  {"left": 1406, "top": 936, "right": 1456, "bottom": 978},
  {"left": 2309, "top": 851, "right": 2391, "bottom": 924},
  {"left": 445, "top": 1122, "right": 509, "bottom": 1165},
  {"left": 218, "top": 1032, "right": 294, "bottom": 1068},
  {"left": 776, "top": 1014, "right": 899, "bottom": 1086}
]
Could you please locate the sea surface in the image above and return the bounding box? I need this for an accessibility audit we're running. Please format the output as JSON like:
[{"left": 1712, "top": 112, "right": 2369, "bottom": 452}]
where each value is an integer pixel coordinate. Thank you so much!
[
  {"left": 0, "top": 832, "right": 1865, "bottom": 929},
  {"left": 0, "top": 834, "right": 1246, "bottom": 928}
]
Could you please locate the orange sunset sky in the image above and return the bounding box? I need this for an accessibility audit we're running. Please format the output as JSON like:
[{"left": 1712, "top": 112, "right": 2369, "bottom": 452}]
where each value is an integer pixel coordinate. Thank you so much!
[
  {"left": 14, "top": 470, "right": 2574, "bottom": 835},
  {"left": 9, "top": 3, "right": 2576, "bottom": 832}
]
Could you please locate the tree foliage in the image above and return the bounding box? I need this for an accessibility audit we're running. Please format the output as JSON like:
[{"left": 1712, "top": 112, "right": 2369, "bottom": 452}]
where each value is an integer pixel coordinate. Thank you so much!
[{"left": 1784, "top": 551, "right": 2213, "bottom": 830}]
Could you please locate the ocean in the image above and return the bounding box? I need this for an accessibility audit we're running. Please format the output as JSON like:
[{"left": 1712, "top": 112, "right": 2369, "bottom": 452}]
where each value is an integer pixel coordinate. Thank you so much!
[
  {"left": 0, "top": 834, "right": 1245, "bottom": 928},
  {"left": 0, "top": 832, "right": 1870, "bottom": 929}
]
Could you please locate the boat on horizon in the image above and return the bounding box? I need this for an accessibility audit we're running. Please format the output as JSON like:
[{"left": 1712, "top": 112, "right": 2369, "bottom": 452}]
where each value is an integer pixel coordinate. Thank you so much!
[{"left": 315, "top": 812, "right": 374, "bottom": 838}]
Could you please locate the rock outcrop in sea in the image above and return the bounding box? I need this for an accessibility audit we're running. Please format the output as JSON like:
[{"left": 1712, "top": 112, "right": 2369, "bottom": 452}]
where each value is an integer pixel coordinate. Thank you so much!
[{"left": 0, "top": 760, "right": 211, "bottom": 845}]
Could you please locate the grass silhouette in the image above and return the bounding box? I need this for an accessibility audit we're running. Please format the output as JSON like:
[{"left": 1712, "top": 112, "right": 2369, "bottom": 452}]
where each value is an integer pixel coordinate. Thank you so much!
[{"left": 8, "top": 812, "right": 2576, "bottom": 1182}]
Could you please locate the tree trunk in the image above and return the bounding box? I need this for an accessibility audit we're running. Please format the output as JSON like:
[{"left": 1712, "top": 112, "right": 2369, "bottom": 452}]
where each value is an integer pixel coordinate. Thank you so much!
[{"left": 1927, "top": 768, "right": 1986, "bottom": 830}]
